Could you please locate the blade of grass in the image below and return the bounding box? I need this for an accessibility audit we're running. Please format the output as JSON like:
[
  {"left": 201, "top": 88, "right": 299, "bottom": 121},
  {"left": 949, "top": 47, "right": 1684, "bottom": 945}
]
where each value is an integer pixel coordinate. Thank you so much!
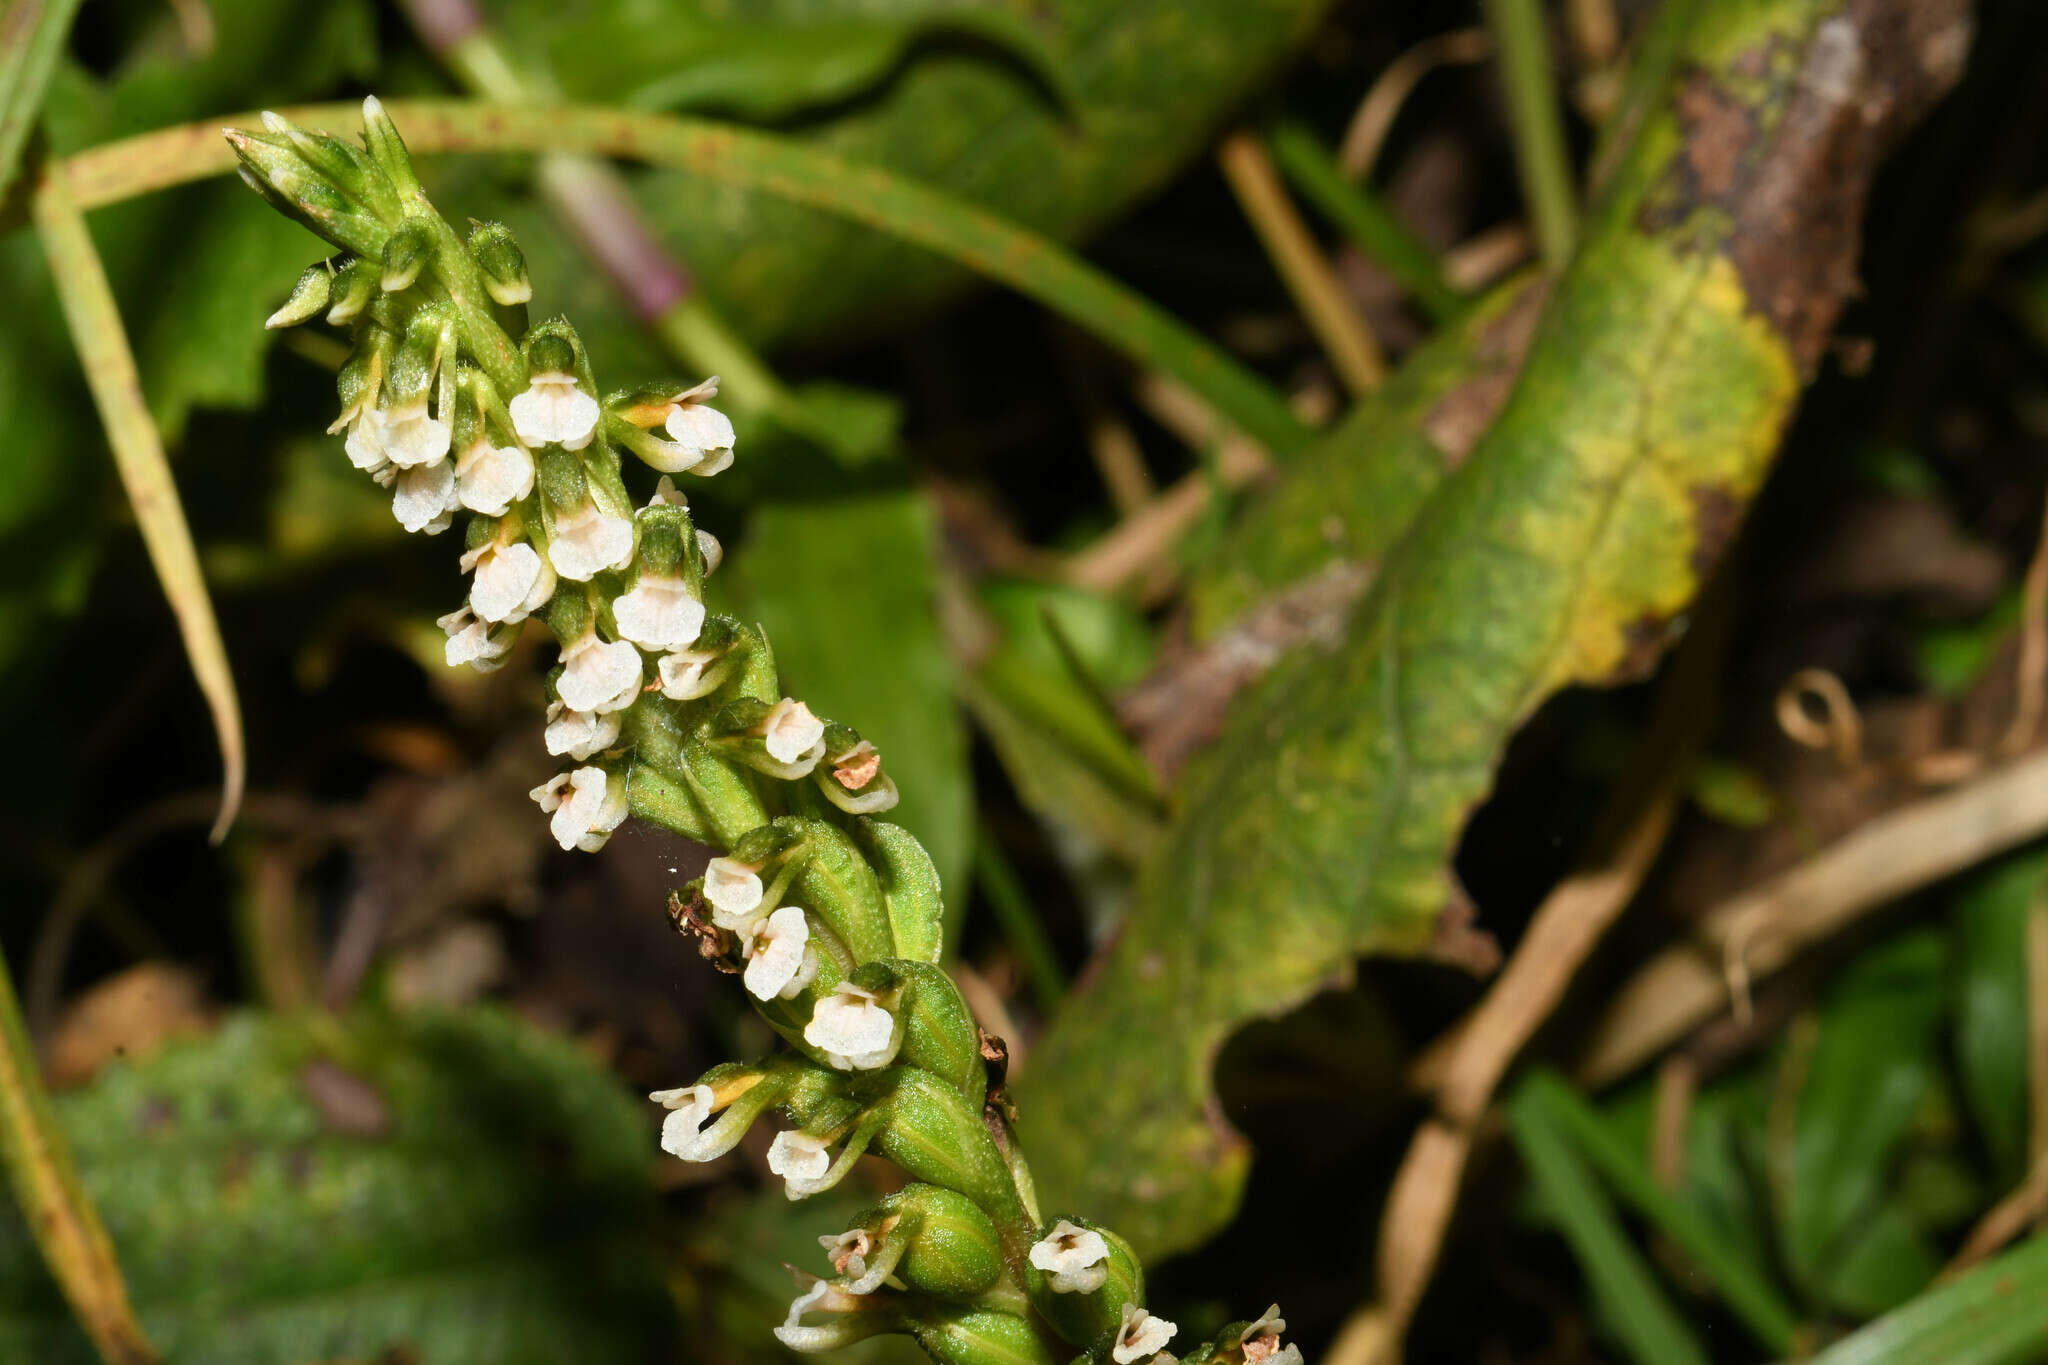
[
  {"left": 1266, "top": 120, "right": 1465, "bottom": 322},
  {"left": 31, "top": 159, "right": 244, "bottom": 843},
  {"left": 1522, "top": 1068, "right": 1802, "bottom": 1354},
  {"left": 1483, "top": 0, "right": 1578, "bottom": 270},
  {"left": 55, "top": 100, "right": 1316, "bottom": 459},
  {"left": 1508, "top": 1076, "right": 1710, "bottom": 1365},
  {"left": 973, "top": 830, "right": 1066, "bottom": 1018},
  {"left": 0, "top": 0, "right": 85, "bottom": 201},
  {"left": 1806, "top": 1233, "right": 2048, "bottom": 1365},
  {"left": 0, "top": 940, "right": 159, "bottom": 1364}
]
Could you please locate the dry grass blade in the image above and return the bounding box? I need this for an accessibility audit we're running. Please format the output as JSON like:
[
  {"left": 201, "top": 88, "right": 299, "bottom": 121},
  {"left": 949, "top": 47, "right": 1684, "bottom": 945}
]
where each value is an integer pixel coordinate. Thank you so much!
[
  {"left": 1576, "top": 745, "right": 2048, "bottom": 1089},
  {"left": 1338, "top": 28, "right": 1490, "bottom": 181},
  {"left": 0, "top": 942, "right": 159, "bottom": 1364},
  {"left": 31, "top": 165, "right": 244, "bottom": 843}
]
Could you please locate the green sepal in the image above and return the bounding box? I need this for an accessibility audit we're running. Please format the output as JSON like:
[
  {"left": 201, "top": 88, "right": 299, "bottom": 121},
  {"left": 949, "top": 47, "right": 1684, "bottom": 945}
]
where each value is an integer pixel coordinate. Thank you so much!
[
  {"left": 358, "top": 95, "right": 425, "bottom": 200},
  {"left": 258, "top": 110, "right": 397, "bottom": 220},
  {"left": 772, "top": 817, "right": 895, "bottom": 964},
  {"left": 226, "top": 129, "right": 390, "bottom": 258},
  {"left": 860, "top": 821, "right": 946, "bottom": 964},
  {"left": 325, "top": 258, "right": 378, "bottom": 325},
  {"left": 848, "top": 960, "right": 981, "bottom": 1100},
  {"left": 469, "top": 220, "right": 533, "bottom": 305},
  {"left": 851, "top": 1069, "right": 1017, "bottom": 1226},
  {"left": 909, "top": 1306, "right": 1067, "bottom": 1365},
  {"left": 1024, "top": 1219, "right": 1144, "bottom": 1356}
]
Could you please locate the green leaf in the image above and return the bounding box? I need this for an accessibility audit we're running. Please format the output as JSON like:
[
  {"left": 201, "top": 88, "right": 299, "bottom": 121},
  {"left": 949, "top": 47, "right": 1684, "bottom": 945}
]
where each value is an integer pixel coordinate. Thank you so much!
[
  {"left": 0, "top": 1007, "right": 673, "bottom": 1363},
  {"left": 549, "top": 13, "right": 1076, "bottom": 124},
  {"left": 728, "top": 489, "right": 973, "bottom": 919},
  {"left": 1803, "top": 1233, "right": 2048, "bottom": 1365},
  {"left": 1015, "top": 0, "right": 1960, "bottom": 1259},
  {"left": 1509, "top": 1078, "right": 1710, "bottom": 1365},
  {"left": 1952, "top": 848, "right": 2048, "bottom": 1185},
  {"left": 1784, "top": 929, "right": 1948, "bottom": 1306},
  {"left": 500, "top": 0, "right": 1336, "bottom": 350}
]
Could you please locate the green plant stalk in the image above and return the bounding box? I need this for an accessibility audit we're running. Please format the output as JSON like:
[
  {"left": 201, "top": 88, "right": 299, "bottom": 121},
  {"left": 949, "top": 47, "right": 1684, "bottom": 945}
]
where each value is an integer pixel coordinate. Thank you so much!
[
  {"left": 1265, "top": 120, "right": 1465, "bottom": 321},
  {"left": 1522, "top": 1069, "right": 1801, "bottom": 1353},
  {"left": 1508, "top": 1080, "right": 1709, "bottom": 1365},
  {"left": 0, "top": 0, "right": 85, "bottom": 201},
  {"left": 0, "top": 941, "right": 159, "bottom": 1364},
  {"left": 1482, "top": 0, "right": 1578, "bottom": 271},
  {"left": 31, "top": 161, "right": 245, "bottom": 843},
  {"left": 58, "top": 100, "right": 1316, "bottom": 459}
]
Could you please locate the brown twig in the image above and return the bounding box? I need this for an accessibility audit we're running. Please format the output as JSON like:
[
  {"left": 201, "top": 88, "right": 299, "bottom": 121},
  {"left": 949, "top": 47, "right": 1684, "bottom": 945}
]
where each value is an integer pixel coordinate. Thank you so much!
[
  {"left": 1650, "top": 1055, "right": 1696, "bottom": 1190},
  {"left": 1217, "top": 130, "right": 1385, "bottom": 395},
  {"left": 2000, "top": 484, "right": 2048, "bottom": 756},
  {"left": 1573, "top": 744, "right": 2048, "bottom": 1088},
  {"left": 1775, "top": 667, "right": 1863, "bottom": 771},
  {"left": 1338, "top": 28, "right": 1492, "bottom": 181}
]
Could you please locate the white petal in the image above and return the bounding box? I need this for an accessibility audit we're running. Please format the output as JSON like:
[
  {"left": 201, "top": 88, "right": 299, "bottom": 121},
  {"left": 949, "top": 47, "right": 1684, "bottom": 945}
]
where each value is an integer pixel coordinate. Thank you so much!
[
  {"left": 652, "top": 1084, "right": 717, "bottom": 1161},
  {"left": 697, "top": 529, "right": 723, "bottom": 576},
  {"left": 392, "top": 460, "right": 457, "bottom": 533},
  {"left": 767, "top": 1130, "right": 832, "bottom": 1183},
  {"left": 650, "top": 475, "right": 686, "bottom": 507},
  {"left": 440, "top": 606, "right": 512, "bottom": 669},
  {"left": 509, "top": 372, "right": 599, "bottom": 449},
  {"left": 702, "top": 858, "right": 763, "bottom": 926},
  {"left": 1113, "top": 1307, "right": 1178, "bottom": 1364},
  {"left": 375, "top": 402, "right": 452, "bottom": 468},
  {"left": 543, "top": 765, "right": 627, "bottom": 852},
  {"left": 743, "top": 906, "right": 814, "bottom": 1001},
  {"left": 344, "top": 414, "right": 387, "bottom": 471},
  {"left": 656, "top": 650, "right": 721, "bottom": 701},
  {"left": 764, "top": 698, "right": 825, "bottom": 765},
  {"left": 544, "top": 700, "right": 621, "bottom": 761},
  {"left": 455, "top": 440, "right": 535, "bottom": 516},
  {"left": 558, "top": 637, "right": 644, "bottom": 714},
  {"left": 469, "top": 542, "right": 548, "bottom": 623},
  {"left": 548, "top": 503, "right": 636, "bottom": 581},
  {"left": 1030, "top": 1221, "right": 1110, "bottom": 1279},
  {"left": 612, "top": 574, "right": 706, "bottom": 651},
  {"left": 803, "top": 984, "right": 897, "bottom": 1071},
  {"left": 663, "top": 402, "right": 735, "bottom": 460}
]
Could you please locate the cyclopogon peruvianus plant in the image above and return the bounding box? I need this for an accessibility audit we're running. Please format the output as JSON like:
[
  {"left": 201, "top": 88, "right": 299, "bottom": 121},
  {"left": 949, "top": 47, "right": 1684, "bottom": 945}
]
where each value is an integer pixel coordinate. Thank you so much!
[{"left": 227, "top": 98, "right": 1304, "bottom": 1365}]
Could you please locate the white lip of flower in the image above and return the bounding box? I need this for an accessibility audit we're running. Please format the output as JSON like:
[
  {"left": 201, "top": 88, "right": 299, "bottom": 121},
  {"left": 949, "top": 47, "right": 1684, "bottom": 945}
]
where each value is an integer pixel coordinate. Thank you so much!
[
  {"left": 344, "top": 411, "right": 388, "bottom": 473},
  {"left": 454, "top": 437, "right": 535, "bottom": 516},
  {"left": 661, "top": 401, "right": 736, "bottom": 475},
  {"left": 1029, "top": 1220, "right": 1111, "bottom": 1295},
  {"left": 530, "top": 766, "right": 628, "bottom": 852},
  {"left": 548, "top": 501, "right": 635, "bottom": 581},
  {"left": 1113, "top": 1305, "right": 1178, "bottom": 1364},
  {"left": 650, "top": 475, "right": 686, "bottom": 507},
  {"left": 696, "top": 529, "right": 723, "bottom": 576},
  {"left": 649, "top": 1084, "right": 717, "bottom": 1161},
  {"left": 743, "top": 905, "right": 819, "bottom": 1001},
  {"left": 803, "top": 983, "right": 899, "bottom": 1071},
  {"left": 763, "top": 698, "right": 827, "bottom": 766},
  {"left": 509, "top": 370, "right": 600, "bottom": 450},
  {"left": 544, "top": 699, "right": 622, "bottom": 761},
  {"left": 656, "top": 647, "right": 725, "bottom": 701},
  {"left": 437, "top": 606, "right": 514, "bottom": 671},
  {"left": 819, "top": 1228, "right": 873, "bottom": 1279},
  {"left": 557, "top": 632, "right": 644, "bottom": 714},
  {"left": 392, "top": 459, "right": 458, "bottom": 534},
  {"left": 371, "top": 398, "right": 453, "bottom": 469},
  {"left": 1239, "top": 1302, "right": 1296, "bottom": 1365},
  {"left": 702, "top": 857, "right": 764, "bottom": 928},
  {"left": 766, "top": 1129, "right": 834, "bottom": 1197},
  {"left": 773, "top": 1279, "right": 869, "bottom": 1351},
  {"left": 612, "top": 572, "right": 706, "bottom": 652},
  {"left": 462, "top": 540, "right": 554, "bottom": 624}
]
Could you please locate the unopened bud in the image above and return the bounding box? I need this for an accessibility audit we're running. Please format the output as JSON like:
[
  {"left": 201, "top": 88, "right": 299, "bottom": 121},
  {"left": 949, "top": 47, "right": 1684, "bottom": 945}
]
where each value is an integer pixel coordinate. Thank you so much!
[
  {"left": 267, "top": 262, "right": 333, "bottom": 329},
  {"left": 829, "top": 1185, "right": 1004, "bottom": 1299},
  {"left": 1024, "top": 1219, "right": 1145, "bottom": 1355},
  {"left": 324, "top": 259, "right": 378, "bottom": 325},
  {"left": 381, "top": 222, "right": 432, "bottom": 292},
  {"left": 470, "top": 221, "right": 532, "bottom": 305}
]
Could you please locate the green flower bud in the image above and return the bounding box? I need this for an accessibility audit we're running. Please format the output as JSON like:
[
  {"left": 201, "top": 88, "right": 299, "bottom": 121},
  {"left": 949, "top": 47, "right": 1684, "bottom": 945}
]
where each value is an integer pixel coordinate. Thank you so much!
[
  {"left": 859, "top": 821, "right": 946, "bottom": 965},
  {"left": 266, "top": 262, "right": 333, "bottom": 329},
  {"left": 323, "top": 259, "right": 377, "bottom": 325},
  {"left": 847, "top": 960, "right": 982, "bottom": 1100},
  {"left": 469, "top": 221, "right": 532, "bottom": 305},
  {"left": 524, "top": 325, "right": 583, "bottom": 388},
  {"left": 381, "top": 221, "right": 432, "bottom": 292},
  {"left": 1024, "top": 1218, "right": 1144, "bottom": 1356},
  {"left": 535, "top": 445, "right": 588, "bottom": 513},
  {"left": 860, "top": 1068, "right": 1017, "bottom": 1219},
  {"left": 226, "top": 129, "right": 389, "bottom": 258},
  {"left": 358, "top": 95, "right": 424, "bottom": 200}
]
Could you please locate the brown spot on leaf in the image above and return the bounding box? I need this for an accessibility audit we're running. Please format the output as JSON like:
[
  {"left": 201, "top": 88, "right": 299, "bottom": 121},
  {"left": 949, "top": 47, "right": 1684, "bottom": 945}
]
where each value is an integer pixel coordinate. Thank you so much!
[
  {"left": 1647, "top": 1, "right": 1973, "bottom": 374},
  {"left": 1610, "top": 613, "right": 1682, "bottom": 685},
  {"left": 301, "top": 1059, "right": 390, "bottom": 1137}
]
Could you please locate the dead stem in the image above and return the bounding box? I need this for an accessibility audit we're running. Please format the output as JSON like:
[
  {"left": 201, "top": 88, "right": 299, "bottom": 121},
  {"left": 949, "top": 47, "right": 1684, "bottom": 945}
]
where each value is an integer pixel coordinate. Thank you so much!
[
  {"left": 1217, "top": 130, "right": 1385, "bottom": 396},
  {"left": 2000, "top": 484, "right": 2048, "bottom": 756},
  {"left": 1337, "top": 29, "right": 1491, "bottom": 181}
]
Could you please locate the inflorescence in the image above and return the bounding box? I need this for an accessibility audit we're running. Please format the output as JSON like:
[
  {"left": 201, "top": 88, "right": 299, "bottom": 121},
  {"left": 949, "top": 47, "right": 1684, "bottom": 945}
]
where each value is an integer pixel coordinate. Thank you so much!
[{"left": 231, "top": 97, "right": 1302, "bottom": 1365}]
